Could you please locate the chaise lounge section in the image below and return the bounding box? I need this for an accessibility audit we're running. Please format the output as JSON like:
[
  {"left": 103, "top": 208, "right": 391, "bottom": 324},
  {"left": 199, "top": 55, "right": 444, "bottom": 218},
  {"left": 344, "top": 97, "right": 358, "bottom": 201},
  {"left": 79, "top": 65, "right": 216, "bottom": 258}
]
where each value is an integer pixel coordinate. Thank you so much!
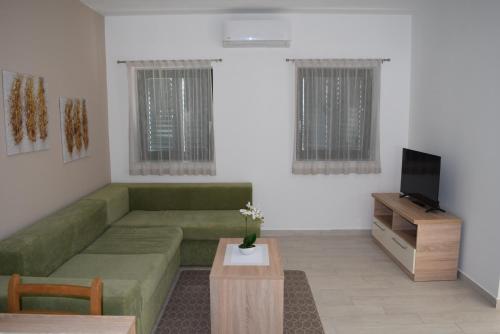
[{"left": 0, "top": 183, "right": 261, "bottom": 334}]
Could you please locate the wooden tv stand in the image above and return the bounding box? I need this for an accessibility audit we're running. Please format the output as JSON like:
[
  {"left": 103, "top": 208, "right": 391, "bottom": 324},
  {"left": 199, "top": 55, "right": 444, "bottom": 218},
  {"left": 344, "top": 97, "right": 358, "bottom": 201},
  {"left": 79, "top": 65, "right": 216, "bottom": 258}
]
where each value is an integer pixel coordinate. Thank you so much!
[{"left": 371, "top": 193, "right": 462, "bottom": 281}]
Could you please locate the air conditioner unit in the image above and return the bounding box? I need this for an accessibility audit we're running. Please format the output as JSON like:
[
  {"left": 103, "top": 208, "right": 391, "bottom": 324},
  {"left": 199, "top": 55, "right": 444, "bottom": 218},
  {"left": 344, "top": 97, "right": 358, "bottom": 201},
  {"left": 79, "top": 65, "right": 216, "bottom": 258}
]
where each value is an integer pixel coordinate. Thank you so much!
[{"left": 223, "top": 20, "right": 291, "bottom": 48}]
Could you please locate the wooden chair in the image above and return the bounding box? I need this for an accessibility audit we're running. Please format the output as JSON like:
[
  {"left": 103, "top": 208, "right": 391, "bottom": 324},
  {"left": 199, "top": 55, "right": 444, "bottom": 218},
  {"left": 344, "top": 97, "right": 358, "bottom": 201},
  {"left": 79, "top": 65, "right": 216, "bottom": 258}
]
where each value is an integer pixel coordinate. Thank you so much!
[{"left": 7, "top": 274, "right": 103, "bottom": 315}]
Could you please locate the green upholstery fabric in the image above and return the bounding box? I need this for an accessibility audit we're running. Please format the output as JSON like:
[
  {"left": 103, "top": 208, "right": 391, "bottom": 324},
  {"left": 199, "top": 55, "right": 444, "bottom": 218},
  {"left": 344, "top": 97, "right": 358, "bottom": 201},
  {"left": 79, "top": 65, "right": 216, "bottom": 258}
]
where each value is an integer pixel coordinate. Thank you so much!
[
  {"left": 112, "top": 210, "right": 166, "bottom": 227},
  {"left": 0, "top": 199, "right": 107, "bottom": 276},
  {"left": 50, "top": 251, "right": 180, "bottom": 334},
  {"left": 114, "top": 210, "right": 260, "bottom": 241},
  {"left": 141, "top": 249, "right": 180, "bottom": 334},
  {"left": 84, "top": 226, "right": 182, "bottom": 256},
  {"left": 51, "top": 253, "right": 167, "bottom": 306},
  {"left": 0, "top": 275, "right": 141, "bottom": 317},
  {"left": 180, "top": 240, "right": 220, "bottom": 266},
  {"left": 85, "top": 184, "right": 130, "bottom": 225},
  {"left": 83, "top": 226, "right": 182, "bottom": 258},
  {"left": 163, "top": 210, "right": 260, "bottom": 240},
  {"left": 126, "top": 183, "right": 252, "bottom": 211}
]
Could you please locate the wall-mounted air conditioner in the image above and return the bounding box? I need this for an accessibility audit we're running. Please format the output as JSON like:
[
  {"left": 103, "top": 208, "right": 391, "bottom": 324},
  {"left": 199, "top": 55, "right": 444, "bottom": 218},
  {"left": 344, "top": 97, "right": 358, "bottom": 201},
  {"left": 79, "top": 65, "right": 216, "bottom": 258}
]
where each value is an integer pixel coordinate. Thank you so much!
[{"left": 223, "top": 20, "right": 291, "bottom": 48}]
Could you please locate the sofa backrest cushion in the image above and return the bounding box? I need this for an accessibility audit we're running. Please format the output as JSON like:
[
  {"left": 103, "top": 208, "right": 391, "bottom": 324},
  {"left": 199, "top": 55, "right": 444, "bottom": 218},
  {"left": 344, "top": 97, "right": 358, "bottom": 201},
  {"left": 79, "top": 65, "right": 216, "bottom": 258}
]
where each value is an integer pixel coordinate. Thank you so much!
[
  {"left": 127, "top": 183, "right": 252, "bottom": 211},
  {"left": 85, "top": 184, "right": 129, "bottom": 225},
  {"left": 0, "top": 199, "right": 107, "bottom": 276}
]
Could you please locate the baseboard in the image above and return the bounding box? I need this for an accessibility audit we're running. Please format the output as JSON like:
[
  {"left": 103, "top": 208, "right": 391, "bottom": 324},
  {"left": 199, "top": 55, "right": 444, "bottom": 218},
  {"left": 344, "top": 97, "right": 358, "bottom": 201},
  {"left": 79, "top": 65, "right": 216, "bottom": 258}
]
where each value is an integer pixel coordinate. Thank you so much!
[
  {"left": 261, "top": 229, "right": 371, "bottom": 237},
  {"left": 458, "top": 270, "right": 499, "bottom": 308}
]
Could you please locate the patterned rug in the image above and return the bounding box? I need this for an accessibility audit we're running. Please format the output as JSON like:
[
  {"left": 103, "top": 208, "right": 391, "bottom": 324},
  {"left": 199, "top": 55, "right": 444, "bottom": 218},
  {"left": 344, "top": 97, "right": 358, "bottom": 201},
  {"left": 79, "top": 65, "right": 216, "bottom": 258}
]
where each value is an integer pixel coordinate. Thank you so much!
[{"left": 155, "top": 269, "right": 324, "bottom": 334}]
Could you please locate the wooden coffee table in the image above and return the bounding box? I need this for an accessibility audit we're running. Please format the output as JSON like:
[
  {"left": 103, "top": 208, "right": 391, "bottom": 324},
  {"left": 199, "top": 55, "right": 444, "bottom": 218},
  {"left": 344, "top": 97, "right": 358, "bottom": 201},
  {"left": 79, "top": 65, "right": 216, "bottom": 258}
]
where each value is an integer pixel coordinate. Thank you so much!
[
  {"left": 0, "top": 314, "right": 136, "bottom": 333},
  {"left": 209, "top": 238, "right": 284, "bottom": 334}
]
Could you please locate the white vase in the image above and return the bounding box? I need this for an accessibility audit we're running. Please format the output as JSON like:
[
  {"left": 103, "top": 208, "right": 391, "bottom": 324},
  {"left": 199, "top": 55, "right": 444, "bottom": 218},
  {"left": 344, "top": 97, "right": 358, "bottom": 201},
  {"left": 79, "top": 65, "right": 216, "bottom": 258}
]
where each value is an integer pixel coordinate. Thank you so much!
[{"left": 238, "top": 245, "right": 256, "bottom": 255}]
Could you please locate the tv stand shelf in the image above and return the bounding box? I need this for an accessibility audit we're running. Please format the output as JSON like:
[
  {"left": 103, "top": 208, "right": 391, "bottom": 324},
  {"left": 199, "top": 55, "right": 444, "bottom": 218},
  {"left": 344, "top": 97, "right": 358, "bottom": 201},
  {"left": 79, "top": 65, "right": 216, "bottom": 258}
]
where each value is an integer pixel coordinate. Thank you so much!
[{"left": 371, "top": 193, "right": 462, "bottom": 281}]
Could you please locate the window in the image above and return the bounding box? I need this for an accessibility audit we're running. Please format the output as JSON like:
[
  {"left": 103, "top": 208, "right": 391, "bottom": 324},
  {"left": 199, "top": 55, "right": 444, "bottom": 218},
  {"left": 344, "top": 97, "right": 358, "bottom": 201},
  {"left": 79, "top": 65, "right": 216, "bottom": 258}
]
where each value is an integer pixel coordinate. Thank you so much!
[
  {"left": 293, "top": 60, "right": 381, "bottom": 175},
  {"left": 128, "top": 61, "right": 215, "bottom": 175}
]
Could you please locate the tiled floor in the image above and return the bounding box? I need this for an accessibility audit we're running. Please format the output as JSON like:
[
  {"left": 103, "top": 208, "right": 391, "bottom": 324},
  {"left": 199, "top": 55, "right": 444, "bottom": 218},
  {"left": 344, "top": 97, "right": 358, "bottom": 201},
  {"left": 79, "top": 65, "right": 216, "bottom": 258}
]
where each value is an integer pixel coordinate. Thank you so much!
[{"left": 268, "top": 232, "right": 499, "bottom": 334}]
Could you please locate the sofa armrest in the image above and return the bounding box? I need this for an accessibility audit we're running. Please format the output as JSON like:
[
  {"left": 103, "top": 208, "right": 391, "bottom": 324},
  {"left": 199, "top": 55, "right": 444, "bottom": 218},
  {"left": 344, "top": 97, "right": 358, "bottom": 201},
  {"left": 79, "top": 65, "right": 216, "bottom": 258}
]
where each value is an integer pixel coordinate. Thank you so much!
[{"left": 85, "top": 184, "right": 130, "bottom": 225}]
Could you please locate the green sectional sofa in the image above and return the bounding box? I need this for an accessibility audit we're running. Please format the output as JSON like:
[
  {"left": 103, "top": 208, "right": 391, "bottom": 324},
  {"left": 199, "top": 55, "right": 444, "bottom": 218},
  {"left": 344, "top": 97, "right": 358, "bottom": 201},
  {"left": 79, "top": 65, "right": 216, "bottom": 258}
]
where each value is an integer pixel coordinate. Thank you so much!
[{"left": 0, "top": 183, "right": 260, "bottom": 334}]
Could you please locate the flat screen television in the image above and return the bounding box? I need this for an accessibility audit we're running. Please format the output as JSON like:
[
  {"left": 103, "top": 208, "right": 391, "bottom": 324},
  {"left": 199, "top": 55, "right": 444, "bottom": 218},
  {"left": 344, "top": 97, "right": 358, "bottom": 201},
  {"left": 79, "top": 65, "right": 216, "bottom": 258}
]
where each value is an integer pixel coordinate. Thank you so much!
[{"left": 400, "top": 148, "right": 442, "bottom": 211}]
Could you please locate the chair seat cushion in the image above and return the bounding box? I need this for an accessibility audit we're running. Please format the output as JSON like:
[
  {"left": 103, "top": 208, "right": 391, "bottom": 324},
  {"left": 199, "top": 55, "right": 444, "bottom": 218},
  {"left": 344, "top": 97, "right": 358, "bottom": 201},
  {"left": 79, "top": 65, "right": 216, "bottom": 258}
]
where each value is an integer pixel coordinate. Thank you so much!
[
  {"left": 84, "top": 226, "right": 182, "bottom": 258},
  {"left": 114, "top": 210, "right": 260, "bottom": 241},
  {"left": 50, "top": 253, "right": 168, "bottom": 305}
]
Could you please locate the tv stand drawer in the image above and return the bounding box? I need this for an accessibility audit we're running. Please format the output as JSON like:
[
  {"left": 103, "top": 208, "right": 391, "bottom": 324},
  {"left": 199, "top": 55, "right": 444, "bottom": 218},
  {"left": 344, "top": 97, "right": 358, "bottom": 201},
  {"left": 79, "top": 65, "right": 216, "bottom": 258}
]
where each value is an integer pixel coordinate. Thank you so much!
[
  {"left": 385, "top": 232, "right": 416, "bottom": 274},
  {"left": 372, "top": 219, "right": 389, "bottom": 244},
  {"left": 372, "top": 219, "right": 416, "bottom": 274}
]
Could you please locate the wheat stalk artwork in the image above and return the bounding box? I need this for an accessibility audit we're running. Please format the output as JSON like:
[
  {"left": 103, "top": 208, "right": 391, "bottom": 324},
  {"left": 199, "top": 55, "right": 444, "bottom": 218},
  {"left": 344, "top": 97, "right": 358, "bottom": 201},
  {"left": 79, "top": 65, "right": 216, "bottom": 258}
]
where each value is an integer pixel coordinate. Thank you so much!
[
  {"left": 3, "top": 70, "right": 50, "bottom": 155},
  {"left": 73, "top": 98, "right": 83, "bottom": 153},
  {"left": 8, "top": 74, "right": 23, "bottom": 145},
  {"left": 64, "top": 98, "right": 74, "bottom": 155},
  {"left": 37, "top": 77, "right": 48, "bottom": 140},
  {"left": 82, "top": 99, "right": 89, "bottom": 150},
  {"left": 24, "top": 76, "right": 37, "bottom": 143},
  {"left": 59, "top": 96, "right": 89, "bottom": 163}
]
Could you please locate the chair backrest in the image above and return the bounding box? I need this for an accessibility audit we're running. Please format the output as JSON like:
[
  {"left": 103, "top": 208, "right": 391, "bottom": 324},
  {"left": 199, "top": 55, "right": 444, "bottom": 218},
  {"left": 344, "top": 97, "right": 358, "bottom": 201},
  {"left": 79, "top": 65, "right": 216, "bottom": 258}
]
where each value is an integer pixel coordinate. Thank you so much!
[{"left": 7, "top": 274, "right": 103, "bottom": 315}]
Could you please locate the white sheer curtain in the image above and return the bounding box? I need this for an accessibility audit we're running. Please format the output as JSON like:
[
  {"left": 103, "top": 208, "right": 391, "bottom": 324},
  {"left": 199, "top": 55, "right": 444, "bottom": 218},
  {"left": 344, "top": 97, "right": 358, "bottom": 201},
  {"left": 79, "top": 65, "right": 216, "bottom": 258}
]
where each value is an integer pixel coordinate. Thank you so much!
[
  {"left": 127, "top": 60, "right": 215, "bottom": 175},
  {"left": 292, "top": 59, "right": 381, "bottom": 175}
]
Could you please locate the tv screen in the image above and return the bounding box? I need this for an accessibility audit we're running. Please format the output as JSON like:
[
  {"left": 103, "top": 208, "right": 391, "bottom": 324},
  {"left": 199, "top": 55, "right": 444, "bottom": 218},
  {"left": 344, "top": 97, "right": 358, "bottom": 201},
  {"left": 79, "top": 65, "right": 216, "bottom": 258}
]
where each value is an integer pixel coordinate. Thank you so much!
[{"left": 400, "top": 148, "right": 441, "bottom": 209}]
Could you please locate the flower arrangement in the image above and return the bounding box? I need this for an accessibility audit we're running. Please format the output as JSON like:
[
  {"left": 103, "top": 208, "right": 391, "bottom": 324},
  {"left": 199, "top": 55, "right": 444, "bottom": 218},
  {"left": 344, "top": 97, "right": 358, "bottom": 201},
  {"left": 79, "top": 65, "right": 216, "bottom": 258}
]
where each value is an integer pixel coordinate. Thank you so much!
[{"left": 239, "top": 202, "right": 264, "bottom": 253}]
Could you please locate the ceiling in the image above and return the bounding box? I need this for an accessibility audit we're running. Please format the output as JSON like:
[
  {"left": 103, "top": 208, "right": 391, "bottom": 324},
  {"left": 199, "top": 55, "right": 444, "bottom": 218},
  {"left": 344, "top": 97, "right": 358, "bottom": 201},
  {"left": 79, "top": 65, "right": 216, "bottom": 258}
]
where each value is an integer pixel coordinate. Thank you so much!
[{"left": 80, "top": 0, "right": 417, "bottom": 16}]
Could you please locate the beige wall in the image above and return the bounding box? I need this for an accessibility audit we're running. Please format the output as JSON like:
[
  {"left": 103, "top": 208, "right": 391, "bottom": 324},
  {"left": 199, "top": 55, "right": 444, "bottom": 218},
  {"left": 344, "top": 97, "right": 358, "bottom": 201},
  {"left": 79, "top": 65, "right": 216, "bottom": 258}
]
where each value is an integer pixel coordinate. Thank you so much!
[{"left": 0, "top": 0, "right": 110, "bottom": 239}]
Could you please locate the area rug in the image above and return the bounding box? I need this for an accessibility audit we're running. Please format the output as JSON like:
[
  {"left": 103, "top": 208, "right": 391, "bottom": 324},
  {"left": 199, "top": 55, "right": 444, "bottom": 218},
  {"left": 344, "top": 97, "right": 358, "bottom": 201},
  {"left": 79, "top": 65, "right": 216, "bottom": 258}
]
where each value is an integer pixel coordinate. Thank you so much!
[{"left": 155, "top": 269, "right": 324, "bottom": 334}]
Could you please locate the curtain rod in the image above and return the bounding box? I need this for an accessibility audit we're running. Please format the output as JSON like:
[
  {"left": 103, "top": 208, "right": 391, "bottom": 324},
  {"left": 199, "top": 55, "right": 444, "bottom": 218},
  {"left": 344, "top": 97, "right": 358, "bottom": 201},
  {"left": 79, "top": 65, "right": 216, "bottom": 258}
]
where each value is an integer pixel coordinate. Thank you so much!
[
  {"left": 285, "top": 58, "right": 391, "bottom": 62},
  {"left": 117, "top": 58, "right": 223, "bottom": 64}
]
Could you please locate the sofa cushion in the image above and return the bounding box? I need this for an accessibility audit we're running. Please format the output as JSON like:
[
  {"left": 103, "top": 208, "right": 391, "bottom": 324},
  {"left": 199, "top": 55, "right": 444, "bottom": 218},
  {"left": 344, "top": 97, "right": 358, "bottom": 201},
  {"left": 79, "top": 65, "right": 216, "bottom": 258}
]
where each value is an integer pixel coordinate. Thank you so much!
[
  {"left": 0, "top": 275, "right": 141, "bottom": 317},
  {"left": 140, "top": 249, "right": 180, "bottom": 334},
  {"left": 126, "top": 183, "right": 252, "bottom": 211},
  {"left": 0, "top": 199, "right": 107, "bottom": 276},
  {"left": 165, "top": 210, "right": 261, "bottom": 240},
  {"left": 111, "top": 210, "right": 165, "bottom": 227},
  {"left": 84, "top": 226, "right": 182, "bottom": 257},
  {"left": 85, "top": 184, "right": 129, "bottom": 225},
  {"left": 180, "top": 240, "right": 220, "bottom": 266},
  {"left": 51, "top": 253, "right": 168, "bottom": 305},
  {"left": 114, "top": 210, "right": 260, "bottom": 241}
]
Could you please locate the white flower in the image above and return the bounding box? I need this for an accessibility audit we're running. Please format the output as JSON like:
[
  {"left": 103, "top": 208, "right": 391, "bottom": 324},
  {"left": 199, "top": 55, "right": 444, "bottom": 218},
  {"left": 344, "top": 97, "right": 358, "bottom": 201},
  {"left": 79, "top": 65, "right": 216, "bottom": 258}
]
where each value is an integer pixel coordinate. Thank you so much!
[
  {"left": 240, "top": 202, "right": 264, "bottom": 221},
  {"left": 239, "top": 209, "right": 252, "bottom": 216}
]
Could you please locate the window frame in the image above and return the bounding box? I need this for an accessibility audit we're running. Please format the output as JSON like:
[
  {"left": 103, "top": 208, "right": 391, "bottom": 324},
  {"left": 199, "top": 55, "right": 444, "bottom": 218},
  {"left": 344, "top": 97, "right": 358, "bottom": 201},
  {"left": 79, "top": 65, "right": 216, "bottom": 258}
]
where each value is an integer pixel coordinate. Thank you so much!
[
  {"left": 135, "top": 68, "right": 214, "bottom": 163},
  {"left": 292, "top": 60, "right": 382, "bottom": 175},
  {"left": 127, "top": 60, "right": 216, "bottom": 176}
]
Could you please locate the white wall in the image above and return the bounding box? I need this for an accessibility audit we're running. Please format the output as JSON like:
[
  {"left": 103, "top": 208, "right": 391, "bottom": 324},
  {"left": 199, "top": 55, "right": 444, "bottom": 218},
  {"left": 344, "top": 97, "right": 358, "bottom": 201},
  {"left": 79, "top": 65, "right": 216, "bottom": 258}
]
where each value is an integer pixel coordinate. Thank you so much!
[
  {"left": 105, "top": 13, "right": 411, "bottom": 230},
  {"left": 410, "top": 0, "right": 500, "bottom": 299}
]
